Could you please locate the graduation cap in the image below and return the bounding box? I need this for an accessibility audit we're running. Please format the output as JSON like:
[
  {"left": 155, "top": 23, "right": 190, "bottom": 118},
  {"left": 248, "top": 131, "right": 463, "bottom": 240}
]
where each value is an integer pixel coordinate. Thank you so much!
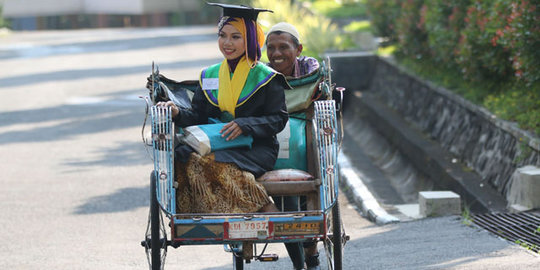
[{"left": 207, "top": 2, "right": 273, "bottom": 21}]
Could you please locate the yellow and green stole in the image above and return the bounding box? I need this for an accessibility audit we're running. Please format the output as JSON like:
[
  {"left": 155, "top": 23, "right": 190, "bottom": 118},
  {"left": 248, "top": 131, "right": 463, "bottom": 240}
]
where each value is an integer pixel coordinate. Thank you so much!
[{"left": 199, "top": 60, "right": 278, "bottom": 118}]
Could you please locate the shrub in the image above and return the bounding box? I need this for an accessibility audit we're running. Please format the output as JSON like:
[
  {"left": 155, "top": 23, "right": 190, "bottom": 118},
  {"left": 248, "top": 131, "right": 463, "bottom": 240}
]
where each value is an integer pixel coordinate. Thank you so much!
[
  {"left": 491, "top": 0, "right": 540, "bottom": 86},
  {"left": 394, "top": 0, "right": 429, "bottom": 59},
  {"left": 366, "top": 0, "right": 539, "bottom": 134},
  {"left": 456, "top": 1, "right": 514, "bottom": 83},
  {"left": 253, "top": 0, "right": 345, "bottom": 59},
  {"left": 365, "top": 0, "right": 400, "bottom": 41},
  {"left": 423, "top": 0, "right": 470, "bottom": 69}
]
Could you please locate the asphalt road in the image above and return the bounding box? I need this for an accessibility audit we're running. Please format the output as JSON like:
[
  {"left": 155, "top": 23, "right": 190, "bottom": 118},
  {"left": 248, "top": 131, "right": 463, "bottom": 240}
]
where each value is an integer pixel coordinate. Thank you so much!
[{"left": 1, "top": 26, "right": 538, "bottom": 270}]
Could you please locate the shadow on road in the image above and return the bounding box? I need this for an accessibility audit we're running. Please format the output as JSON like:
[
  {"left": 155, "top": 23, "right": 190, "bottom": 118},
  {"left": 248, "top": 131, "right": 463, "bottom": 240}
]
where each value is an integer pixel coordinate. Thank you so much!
[
  {"left": 0, "top": 88, "right": 148, "bottom": 144},
  {"left": 73, "top": 185, "right": 149, "bottom": 215},
  {"left": 63, "top": 140, "right": 150, "bottom": 167},
  {"left": 0, "top": 57, "right": 221, "bottom": 89},
  {"left": 0, "top": 31, "right": 216, "bottom": 60}
]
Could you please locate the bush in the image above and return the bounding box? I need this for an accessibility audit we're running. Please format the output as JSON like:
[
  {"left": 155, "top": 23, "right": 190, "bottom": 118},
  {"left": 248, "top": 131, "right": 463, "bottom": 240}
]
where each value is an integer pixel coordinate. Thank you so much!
[
  {"left": 365, "top": 0, "right": 539, "bottom": 135},
  {"left": 456, "top": 1, "right": 514, "bottom": 83},
  {"left": 423, "top": 0, "right": 470, "bottom": 69},
  {"left": 491, "top": 0, "right": 540, "bottom": 86},
  {"left": 394, "top": 0, "right": 429, "bottom": 59},
  {"left": 365, "top": 0, "right": 400, "bottom": 41}
]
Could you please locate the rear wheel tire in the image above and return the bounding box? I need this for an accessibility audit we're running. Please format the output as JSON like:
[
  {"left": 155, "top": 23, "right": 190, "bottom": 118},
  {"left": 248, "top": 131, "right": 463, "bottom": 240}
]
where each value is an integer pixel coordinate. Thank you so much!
[
  {"left": 324, "top": 199, "right": 343, "bottom": 270},
  {"left": 233, "top": 253, "right": 244, "bottom": 270},
  {"left": 332, "top": 199, "right": 343, "bottom": 269}
]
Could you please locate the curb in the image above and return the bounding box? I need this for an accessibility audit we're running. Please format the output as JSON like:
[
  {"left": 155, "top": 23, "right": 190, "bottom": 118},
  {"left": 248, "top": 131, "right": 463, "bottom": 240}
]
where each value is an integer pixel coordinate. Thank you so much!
[{"left": 338, "top": 152, "right": 400, "bottom": 225}]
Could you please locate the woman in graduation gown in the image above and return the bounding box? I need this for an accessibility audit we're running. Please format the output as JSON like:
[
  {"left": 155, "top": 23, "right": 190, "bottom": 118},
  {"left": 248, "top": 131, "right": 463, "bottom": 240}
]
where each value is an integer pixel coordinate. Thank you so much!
[{"left": 157, "top": 3, "right": 288, "bottom": 214}]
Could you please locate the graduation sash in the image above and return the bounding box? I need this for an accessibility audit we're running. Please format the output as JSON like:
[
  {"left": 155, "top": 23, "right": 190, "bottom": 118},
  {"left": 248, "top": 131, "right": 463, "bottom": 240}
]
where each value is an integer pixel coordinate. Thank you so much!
[{"left": 199, "top": 62, "right": 278, "bottom": 116}]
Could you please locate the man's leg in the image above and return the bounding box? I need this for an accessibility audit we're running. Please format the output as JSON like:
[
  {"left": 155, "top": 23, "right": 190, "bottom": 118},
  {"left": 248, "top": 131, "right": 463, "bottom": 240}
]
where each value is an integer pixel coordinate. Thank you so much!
[
  {"left": 304, "top": 241, "right": 320, "bottom": 269},
  {"left": 274, "top": 196, "right": 305, "bottom": 269},
  {"left": 299, "top": 196, "right": 320, "bottom": 269}
]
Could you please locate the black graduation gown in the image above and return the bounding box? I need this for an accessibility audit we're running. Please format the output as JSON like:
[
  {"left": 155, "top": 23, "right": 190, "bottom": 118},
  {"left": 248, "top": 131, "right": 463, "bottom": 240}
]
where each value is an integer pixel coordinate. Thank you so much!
[{"left": 173, "top": 74, "right": 289, "bottom": 178}]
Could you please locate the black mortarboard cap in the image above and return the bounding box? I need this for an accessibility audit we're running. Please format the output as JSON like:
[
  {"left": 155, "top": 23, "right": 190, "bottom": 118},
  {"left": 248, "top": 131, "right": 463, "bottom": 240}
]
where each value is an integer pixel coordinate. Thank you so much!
[{"left": 207, "top": 2, "right": 273, "bottom": 21}]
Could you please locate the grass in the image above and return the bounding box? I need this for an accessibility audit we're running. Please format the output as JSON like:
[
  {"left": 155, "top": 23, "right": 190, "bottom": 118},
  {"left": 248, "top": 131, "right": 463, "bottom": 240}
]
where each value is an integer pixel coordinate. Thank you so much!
[
  {"left": 515, "top": 239, "right": 540, "bottom": 253},
  {"left": 343, "top": 20, "right": 371, "bottom": 33},
  {"left": 461, "top": 205, "right": 473, "bottom": 226},
  {"left": 377, "top": 45, "right": 396, "bottom": 57},
  {"left": 399, "top": 57, "right": 488, "bottom": 104},
  {"left": 307, "top": 0, "right": 367, "bottom": 18}
]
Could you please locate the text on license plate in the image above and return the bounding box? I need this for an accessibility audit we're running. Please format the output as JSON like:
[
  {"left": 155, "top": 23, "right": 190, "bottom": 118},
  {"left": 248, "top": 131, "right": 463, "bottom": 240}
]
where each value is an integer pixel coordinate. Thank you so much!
[{"left": 228, "top": 220, "right": 269, "bottom": 239}]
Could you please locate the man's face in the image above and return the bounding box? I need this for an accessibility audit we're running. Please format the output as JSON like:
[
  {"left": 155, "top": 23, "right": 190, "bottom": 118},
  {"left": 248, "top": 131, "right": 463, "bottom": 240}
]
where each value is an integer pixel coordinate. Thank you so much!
[{"left": 266, "top": 33, "right": 302, "bottom": 76}]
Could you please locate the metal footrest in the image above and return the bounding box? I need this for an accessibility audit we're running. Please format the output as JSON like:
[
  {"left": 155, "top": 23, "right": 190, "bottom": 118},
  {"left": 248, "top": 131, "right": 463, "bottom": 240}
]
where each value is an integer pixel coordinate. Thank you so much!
[{"left": 257, "top": 254, "right": 279, "bottom": 262}]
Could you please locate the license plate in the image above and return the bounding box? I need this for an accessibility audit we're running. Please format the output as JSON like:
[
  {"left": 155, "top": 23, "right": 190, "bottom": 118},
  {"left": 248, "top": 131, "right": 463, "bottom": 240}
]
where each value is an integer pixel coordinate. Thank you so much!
[{"left": 228, "top": 220, "right": 269, "bottom": 239}]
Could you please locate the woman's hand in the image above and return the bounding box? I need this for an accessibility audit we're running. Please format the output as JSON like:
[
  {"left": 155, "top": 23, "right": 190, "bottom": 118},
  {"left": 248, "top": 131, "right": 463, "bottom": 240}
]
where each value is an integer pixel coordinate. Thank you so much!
[
  {"left": 220, "top": 121, "right": 243, "bottom": 141},
  {"left": 156, "top": 101, "right": 179, "bottom": 118}
]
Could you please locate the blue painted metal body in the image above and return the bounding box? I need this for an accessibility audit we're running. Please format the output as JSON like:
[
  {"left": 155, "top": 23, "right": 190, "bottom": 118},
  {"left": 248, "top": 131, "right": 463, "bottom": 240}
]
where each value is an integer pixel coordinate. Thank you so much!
[
  {"left": 149, "top": 96, "right": 340, "bottom": 247},
  {"left": 151, "top": 106, "right": 176, "bottom": 214}
]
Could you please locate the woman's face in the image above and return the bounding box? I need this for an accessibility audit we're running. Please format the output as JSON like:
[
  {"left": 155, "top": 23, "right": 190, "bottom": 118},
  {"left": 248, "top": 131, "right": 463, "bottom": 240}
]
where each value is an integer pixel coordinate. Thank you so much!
[{"left": 218, "top": 24, "right": 245, "bottom": 60}]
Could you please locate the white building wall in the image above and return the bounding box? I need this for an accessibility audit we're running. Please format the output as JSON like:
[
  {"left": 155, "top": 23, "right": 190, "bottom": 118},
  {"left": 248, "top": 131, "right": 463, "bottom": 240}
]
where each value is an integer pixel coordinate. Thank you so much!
[
  {"left": 3, "top": 0, "right": 84, "bottom": 17},
  {"left": 2, "top": 0, "right": 201, "bottom": 17},
  {"left": 83, "top": 0, "right": 145, "bottom": 14},
  {"left": 142, "top": 0, "right": 200, "bottom": 13}
]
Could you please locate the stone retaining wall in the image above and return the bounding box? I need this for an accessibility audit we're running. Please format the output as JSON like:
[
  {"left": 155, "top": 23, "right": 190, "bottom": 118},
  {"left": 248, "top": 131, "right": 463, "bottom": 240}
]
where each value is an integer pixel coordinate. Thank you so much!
[{"left": 368, "top": 56, "right": 540, "bottom": 197}]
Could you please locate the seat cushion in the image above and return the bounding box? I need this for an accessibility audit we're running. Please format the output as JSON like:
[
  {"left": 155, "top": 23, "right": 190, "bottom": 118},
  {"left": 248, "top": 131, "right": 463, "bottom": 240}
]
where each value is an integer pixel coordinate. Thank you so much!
[{"left": 257, "top": 169, "right": 314, "bottom": 182}]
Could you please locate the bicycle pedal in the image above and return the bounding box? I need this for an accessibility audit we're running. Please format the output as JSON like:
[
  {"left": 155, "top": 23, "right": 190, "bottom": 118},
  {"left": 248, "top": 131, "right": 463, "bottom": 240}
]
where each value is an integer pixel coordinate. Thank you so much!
[{"left": 258, "top": 254, "right": 279, "bottom": 262}]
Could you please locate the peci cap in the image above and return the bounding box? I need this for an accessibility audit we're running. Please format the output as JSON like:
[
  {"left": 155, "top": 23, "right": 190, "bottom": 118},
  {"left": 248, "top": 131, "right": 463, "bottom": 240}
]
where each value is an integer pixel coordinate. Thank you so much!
[
  {"left": 267, "top": 22, "right": 301, "bottom": 43},
  {"left": 207, "top": 2, "right": 273, "bottom": 21}
]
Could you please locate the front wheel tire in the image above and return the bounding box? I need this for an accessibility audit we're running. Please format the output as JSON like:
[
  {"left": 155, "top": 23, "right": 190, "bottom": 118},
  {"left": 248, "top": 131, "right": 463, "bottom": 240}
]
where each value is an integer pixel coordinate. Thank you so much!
[{"left": 149, "top": 173, "right": 167, "bottom": 270}]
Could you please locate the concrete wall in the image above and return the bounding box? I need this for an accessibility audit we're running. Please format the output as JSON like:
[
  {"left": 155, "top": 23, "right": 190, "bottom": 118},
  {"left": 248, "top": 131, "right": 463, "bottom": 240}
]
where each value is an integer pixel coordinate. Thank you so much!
[
  {"left": 324, "top": 51, "right": 377, "bottom": 92},
  {"left": 366, "top": 57, "right": 540, "bottom": 196}
]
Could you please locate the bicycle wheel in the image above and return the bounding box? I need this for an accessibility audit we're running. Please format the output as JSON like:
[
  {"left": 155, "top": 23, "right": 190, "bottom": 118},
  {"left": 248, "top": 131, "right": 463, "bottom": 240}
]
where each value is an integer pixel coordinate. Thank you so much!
[
  {"left": 233, "top": 253, "right": 244, "bottom": 270},
  {"left": 149, "top": 173, "right": 168, "bottom": 270},
  {"left": 323, "top": 199, "right": 343, "bottom": 270}
]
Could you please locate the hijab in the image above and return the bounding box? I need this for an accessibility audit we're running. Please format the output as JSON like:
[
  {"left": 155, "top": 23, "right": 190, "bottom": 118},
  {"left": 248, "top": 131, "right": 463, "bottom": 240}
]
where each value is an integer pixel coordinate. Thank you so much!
[{"left": 217, "top": 17, "right": 265, "bottom": 117}]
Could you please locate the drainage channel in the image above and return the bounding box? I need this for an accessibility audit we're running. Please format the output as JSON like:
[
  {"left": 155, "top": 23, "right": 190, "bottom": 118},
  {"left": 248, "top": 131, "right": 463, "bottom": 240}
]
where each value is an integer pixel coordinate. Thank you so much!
[
  {"left": 342, "top": 111, "right": 438, "bottom": 219},
  {"left": 472, "top": 212, "right": 540, "bottom": 253}
]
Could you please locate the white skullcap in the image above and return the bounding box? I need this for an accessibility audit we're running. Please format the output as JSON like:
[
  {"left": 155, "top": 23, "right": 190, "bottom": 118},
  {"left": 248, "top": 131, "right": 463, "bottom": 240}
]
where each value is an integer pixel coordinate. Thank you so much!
[{"left": 267, "top": 22, "right": 301, "bottom": 43}]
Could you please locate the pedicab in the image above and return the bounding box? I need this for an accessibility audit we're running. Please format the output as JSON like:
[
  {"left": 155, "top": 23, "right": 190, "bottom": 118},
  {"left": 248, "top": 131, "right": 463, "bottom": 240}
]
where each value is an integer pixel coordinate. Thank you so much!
[{"left": 140, "top": 57, "right": 347, "bottom": 270}]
